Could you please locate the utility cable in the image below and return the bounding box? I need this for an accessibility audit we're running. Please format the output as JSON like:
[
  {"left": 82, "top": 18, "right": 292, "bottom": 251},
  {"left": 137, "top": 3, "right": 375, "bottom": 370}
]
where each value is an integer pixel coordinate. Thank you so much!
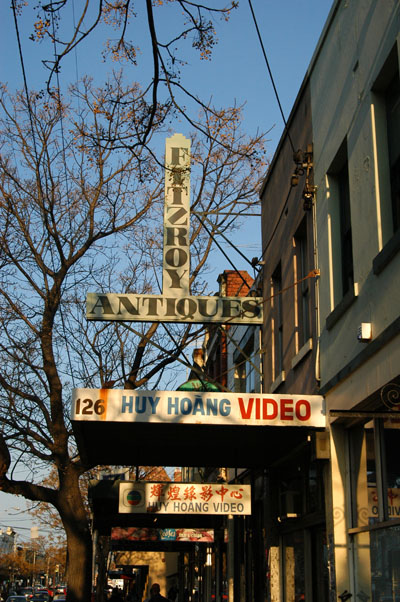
[
  {"left": 220, "top": 324, "right": 262, "bottom": 379},
  {"left": 11, "top": 0, "right": 57, "bottom": 278},
  {"left": 71, "top": 0, "right": 81, "bottom": 109},
  {"left": 248, "top": 0, "right": 296, "bottom": 154},
  {"left": 198, "top": 211, "right": 261, "bottom": 272},
  {"left": 121, "top": 321, "right": 229, "bottom": 391},
  {"left": 116, "top": 270, "right": 318, "bottom": 388},
  {"left": 260, "top": 182, "right": 295, "bottom": 260},
  {"left": 50, "top": 2, "right": 71, "bottom": 209},
  {"left": 160, "top": 322, "right": 219, "bottom": 391},
  {"left": 193, "top": 213, "right": 256, "bottom": 291},
  {"left": 11, "top": 0, "right": 40, "bottom": 167}
]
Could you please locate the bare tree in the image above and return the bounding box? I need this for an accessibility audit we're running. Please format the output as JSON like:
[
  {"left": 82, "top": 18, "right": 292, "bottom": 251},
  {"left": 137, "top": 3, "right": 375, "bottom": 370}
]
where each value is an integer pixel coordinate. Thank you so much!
[
  {"left": 0, "top": 76, "right": 265, "bottom": 602},
  {"left": 26, "top": 1, "right": 240, "bottom": 147}
]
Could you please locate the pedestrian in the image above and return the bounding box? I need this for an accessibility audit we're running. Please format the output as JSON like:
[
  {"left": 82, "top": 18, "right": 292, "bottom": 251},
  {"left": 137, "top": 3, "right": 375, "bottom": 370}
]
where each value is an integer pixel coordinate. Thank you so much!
[
  {"left": 110, "top": 587, "right": 124, "bottom": 602},
  {"left": 148, "top": 583, "right": 169, "bottom": 602},
  {"left": 167, "top": 585, "right": 178, "bottom": 602}
]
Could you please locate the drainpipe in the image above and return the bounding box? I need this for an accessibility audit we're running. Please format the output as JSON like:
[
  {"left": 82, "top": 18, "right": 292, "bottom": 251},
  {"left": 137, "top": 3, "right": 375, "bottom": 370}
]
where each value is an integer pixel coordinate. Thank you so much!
[
  {"left": 312, "top": 189, "right": 321, "bottom": 384},
  {"left": 227, "top": 515, "right": 234, "bottom": 602}
]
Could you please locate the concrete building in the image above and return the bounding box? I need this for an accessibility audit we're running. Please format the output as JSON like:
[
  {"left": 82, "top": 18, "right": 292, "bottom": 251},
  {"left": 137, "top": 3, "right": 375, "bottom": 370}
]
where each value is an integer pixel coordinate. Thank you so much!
[
  {"left": 259, "top": 0, "right": 400, "bottom": 600},
  {"left": 0, "top": 527, "right": 16, "bottom": 554},
  {"left": 258, "top": 49, "right": 326, "bottom": 601},
  {"left": 202, "top": 270, "right": 257, "bottom": 392},
  {"left": 312, "top": 1, "right": 400, "bottom": 600}
]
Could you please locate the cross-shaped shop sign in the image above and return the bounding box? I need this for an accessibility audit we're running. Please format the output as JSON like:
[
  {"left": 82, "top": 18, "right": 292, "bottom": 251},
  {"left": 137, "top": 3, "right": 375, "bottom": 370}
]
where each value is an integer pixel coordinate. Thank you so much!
[{"left": 86, "top": 134, "right": 263, "bottom": 324}]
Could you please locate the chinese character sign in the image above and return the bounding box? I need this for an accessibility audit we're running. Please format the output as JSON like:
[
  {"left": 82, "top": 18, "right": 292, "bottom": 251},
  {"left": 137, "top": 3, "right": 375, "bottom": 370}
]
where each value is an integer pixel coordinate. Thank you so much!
[{"left": 119, "top": 482, "right": 252, "bottom": 515}]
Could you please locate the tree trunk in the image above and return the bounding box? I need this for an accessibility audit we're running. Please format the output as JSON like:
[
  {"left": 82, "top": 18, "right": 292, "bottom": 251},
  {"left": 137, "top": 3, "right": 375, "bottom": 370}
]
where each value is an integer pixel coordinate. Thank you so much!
[
  {"left": 58, "top": 470, "right": 93, "bottom": 602},
  {"left": 63, "top": 517, "right": 93, "bottom": 602},
  {"left": 95, "top": 534, "right": 110, "bottom": 602}
]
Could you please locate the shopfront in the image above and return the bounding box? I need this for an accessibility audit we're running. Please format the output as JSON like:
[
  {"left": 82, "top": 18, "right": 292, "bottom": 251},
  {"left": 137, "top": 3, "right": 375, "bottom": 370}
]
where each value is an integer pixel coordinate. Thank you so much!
[
  {"left": 330, "top": 394, "right": 400, "bottom": 602},
  {"left": 226, "top": 431, "right": 329, "bottom": 602}
]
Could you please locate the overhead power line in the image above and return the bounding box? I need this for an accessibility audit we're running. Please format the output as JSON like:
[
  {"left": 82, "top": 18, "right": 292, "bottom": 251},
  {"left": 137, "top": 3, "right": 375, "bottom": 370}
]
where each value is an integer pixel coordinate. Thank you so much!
[
  {"left": 11, "top": 0, "right": 40, "bottom": 166},
  {"left": 193, "top": 213, "right": 259, "bottom": 290},
  {"left": 260, "top": 181, "right": 295, "bottom": 260},
  {"left": 248, "top": 0, "right": 296, "bottom": 154},
  {"left": 195, "top": 212, "right": 261, "bottom": 272}
]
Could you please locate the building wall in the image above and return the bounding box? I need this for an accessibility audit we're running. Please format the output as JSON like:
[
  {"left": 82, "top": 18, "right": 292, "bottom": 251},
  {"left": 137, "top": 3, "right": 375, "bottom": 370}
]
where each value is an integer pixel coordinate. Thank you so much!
[
  {"left": 203, "top": 270, "right": 255, "bottom": 391},
  {"left": 259, "top": 57, "right": 328, "bottom": 602},
  {"left": 312, "top": 0, "right": 400, "bottom": 402},
  {"left": 0, "top": 528, "right": 16, "bottom": 554},
  {"left": 309, "top": 1, "right": 400, "bottom": 600},
  {"left": 260, "top": 81, "right": 319, "bottom": 396}
]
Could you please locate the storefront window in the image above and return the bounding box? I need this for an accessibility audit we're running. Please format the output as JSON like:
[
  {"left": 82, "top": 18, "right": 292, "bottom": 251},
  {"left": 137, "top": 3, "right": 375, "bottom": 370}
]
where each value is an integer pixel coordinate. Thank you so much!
[
  {"left": 354, "top": 525, "right": 400, "bottom": 601},
  {"left": 350, "top": 416, "right": 400, "bottom": 601},
  {"left": 308, "top": 462, "right": 325, "bottom": 514},
  {"left": 383, "top": 422, "right": 400, "bottom": 520},
  {"left": 277, "top": 449, "right": 325, "bottom": 518},
  {"left": 352, "top": 419, "right": 400, "bottom": 527},
  {"left": 365, "top": 426, "right": 379, "bottom": 526},
  {"left": 273, "top": 442, "right": 328, "bottom": 601}
]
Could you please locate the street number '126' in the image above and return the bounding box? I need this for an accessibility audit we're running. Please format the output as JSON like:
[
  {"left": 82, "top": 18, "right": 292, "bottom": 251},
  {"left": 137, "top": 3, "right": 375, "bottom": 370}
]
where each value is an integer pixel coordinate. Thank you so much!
[{"left": 75, "top": 398, "right": 105, "bottom": 416}]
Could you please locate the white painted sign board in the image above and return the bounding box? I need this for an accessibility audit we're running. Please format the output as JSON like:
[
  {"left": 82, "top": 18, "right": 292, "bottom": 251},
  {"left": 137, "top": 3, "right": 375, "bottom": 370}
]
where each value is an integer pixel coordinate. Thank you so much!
[
  {"left": 118, "top": 481, "right": 252, "bottom": 515},
  {"left": 86, "top": 134, "right": 263, "bottom": 325},
  {"left": 71, "top": 388, "right": 326, "bottom": 428}
]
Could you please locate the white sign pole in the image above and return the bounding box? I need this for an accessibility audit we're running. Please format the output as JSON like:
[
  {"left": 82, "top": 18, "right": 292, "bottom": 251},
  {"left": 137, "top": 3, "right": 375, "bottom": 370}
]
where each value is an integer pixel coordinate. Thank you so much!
[{"left": 163, "top": 134, "right": 191, "bottom": 297}]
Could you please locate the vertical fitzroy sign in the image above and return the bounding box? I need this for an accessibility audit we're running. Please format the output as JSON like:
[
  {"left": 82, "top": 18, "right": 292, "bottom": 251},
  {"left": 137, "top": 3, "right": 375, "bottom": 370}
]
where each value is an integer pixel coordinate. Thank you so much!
[
  {"left": 86, "top": 134, "right": 263, "bottom": 325},
  {"left": 162, "top": 136, "right": 191, "bottom": 298}
]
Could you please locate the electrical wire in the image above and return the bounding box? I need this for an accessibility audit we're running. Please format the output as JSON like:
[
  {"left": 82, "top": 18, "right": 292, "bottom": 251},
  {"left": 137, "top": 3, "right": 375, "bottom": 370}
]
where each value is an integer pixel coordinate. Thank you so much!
[
  {"left": 197, "top": 211, "right": 261, "bottom": 271},
  {"left": 193, "top": 213, "right": 257, "bottom": 290},
  {"left": 120, "top": 321, "right": 229, "bottom": 391},
  {"left": 159, "top": 322, "right": 216, "bottom": 390},
  {"left": 221, "top": 324, "right": 262, "bottom": 379},
  {"left": 260, "top": 182, "right": 295, "bottom": 260},
  {"left": 248, "top": 0, "right": 296, "bottom": 154},
  {"left": 11, "top": 0, "right": 40, "bottom": 167}
]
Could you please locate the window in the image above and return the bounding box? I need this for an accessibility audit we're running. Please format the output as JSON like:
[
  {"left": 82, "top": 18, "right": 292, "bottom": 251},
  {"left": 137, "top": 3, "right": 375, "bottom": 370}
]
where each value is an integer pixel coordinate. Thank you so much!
[
  {"left": 348, "top": 413, "right": 400, "bottom": 601},
  {"left": 372, "top": 45, "right": 400, "bottom": 243},
  {"left": 271, "top": 264, "right": 283, "bottom": 380},
  {"left": 294, "top": 219, "right": 311, "bottom": 349},
  {"left": 328, "top": 139, "right": 354, "bottom": 302},
  {"left": 338, "top": 160, "right": 353, "bottom": 296},
  {"left": 234, "top": 334, "right": 257, "bottom": 393},
  {"left": 386, "top": 71, "right": 400, "bottom": 231}
]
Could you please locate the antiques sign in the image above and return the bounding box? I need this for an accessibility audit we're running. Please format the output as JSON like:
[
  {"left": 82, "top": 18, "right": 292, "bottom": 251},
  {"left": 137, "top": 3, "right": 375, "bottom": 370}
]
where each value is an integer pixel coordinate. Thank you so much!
[
  {"left": 86, "top": 293, "right": 262, "bottom": 324},
  {"left": 118, "top": 482, "right": 252, "bottom": 515},
  {"left": 86, "top": 134, "right": 263, "bottom": 325},
  {"left": 71, "top": 388, "right": 326, "bottom": 428}
]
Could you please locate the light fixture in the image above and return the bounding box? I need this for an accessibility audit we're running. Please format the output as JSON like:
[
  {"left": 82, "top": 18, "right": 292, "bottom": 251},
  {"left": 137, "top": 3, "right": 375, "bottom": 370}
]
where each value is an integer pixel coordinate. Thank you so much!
[{"left": 357, "top": 323, "right": 372, "bottom": 342}]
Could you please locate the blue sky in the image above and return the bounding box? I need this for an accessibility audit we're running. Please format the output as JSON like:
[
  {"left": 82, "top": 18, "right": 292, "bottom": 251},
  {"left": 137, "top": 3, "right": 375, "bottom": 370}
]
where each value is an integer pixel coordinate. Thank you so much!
[
  {"left": 0, "top": 0, "right": 333, "bottom": 273},
  {"left": 1, "top": 1, "right": 333, "bottom": 145},
  {"left": 0, "top": 0, "right": 334, "bottom": 535}
]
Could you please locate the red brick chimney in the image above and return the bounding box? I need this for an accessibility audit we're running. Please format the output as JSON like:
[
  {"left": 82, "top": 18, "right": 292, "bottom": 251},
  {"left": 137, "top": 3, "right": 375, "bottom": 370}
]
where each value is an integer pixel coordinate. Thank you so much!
[{"left": 218, "top": 270, "right": 254, "bottom": 298}]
